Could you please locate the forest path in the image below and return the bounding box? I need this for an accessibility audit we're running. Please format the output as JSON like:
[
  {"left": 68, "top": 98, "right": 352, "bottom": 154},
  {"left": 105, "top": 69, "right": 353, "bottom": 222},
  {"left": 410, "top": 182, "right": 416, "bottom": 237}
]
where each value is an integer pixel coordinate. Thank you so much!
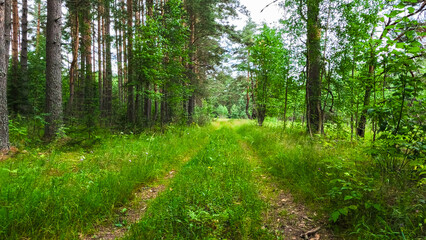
[
  {"left": 237, "top": 136, "right": 329, "bottom": 240},
  {"left": 81, "top": 151, "right": 200, "bottom": 239},
  {"left": 84, "top": 119, "right": 331, "bottom": 239}
]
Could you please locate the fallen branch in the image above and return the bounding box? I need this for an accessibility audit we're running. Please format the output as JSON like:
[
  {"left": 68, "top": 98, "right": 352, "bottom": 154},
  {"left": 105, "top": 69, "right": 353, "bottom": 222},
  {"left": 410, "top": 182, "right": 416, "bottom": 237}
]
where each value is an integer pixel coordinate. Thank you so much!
[{"left": 300, "top": 226, "right": 321, "bottom": 239}]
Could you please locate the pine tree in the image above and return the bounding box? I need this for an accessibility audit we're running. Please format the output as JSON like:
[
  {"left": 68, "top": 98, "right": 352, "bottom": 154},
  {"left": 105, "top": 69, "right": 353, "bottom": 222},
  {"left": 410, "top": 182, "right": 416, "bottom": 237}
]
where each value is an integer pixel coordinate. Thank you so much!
[
  {"left": 0, "top": 0, "right": 10, "bottom": 152},
  {"left": 44, "top": 0, "right": 63, "bottom": 140}
]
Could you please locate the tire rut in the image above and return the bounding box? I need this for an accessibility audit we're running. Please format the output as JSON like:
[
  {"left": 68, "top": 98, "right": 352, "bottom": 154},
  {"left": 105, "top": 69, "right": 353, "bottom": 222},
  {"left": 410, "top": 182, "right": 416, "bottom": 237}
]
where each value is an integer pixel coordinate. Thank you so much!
[{"left": 238, "top": 139, "right": 334, "bottom": 240}]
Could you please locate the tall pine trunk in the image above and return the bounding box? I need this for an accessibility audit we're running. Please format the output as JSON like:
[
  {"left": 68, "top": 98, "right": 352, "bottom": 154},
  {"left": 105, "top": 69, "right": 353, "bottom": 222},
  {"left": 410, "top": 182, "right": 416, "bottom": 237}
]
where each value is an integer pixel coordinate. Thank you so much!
[
  {"left": 4, "top": 0, "right": 10, "bottom": 63},
  {"left": 68, "top": 5, "right": 79, "bottom": 116},
  {"left": 98, "top": 1, "right": 103, "bottom": 113},
  {"left": 20, "top": 0, "right": 29, "bottom": 113},
  {"left": 187, "top": 12, "right": 196, "bottom": 123},
  {"left": 44, "top": 0, "right": 63, "bottom": 140},
  {"left": 0, "top": 0, "right": 10, "bottom": 152},
  {"left": 105, "top": 0, "right": 112, "bottom": 121},
  {"left": 10, "top": 0, "right": 18, "bottom": 113},
  {"left": 35, "top": 0, "right": 41, "bottom": 51},
  {"left": 126, "top": 0, "right": 135, "bottom": 123}
]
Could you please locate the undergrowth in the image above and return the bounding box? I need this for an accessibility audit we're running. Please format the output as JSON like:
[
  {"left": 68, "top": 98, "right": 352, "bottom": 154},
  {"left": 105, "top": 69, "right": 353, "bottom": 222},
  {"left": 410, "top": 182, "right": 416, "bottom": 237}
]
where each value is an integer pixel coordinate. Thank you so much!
[
  {"left": 0, "top": 125, "right": 211, "bottom": 239},
  {"left": 238, "top": 123, "right": 425, "bottom": 239}
]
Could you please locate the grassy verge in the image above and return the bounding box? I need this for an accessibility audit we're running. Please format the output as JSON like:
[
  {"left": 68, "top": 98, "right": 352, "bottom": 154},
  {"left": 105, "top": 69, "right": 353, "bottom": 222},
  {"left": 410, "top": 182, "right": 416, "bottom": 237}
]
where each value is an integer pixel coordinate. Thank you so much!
[
  {"left": 237, "top": 123, "right": 425, "bottom": 239},
  {"left": 125, "top": 125, "right": 274, "bottom": 239},
  {"left": 0, "top": 125, "right": 211, "bottom": 239}
]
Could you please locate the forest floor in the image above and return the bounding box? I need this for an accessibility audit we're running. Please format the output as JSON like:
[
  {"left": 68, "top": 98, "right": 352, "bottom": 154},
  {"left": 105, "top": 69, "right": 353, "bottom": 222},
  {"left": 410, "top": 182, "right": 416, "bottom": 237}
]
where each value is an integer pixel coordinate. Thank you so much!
[
  {"left": 82, "top": 119, "right": 332, "bottom": 239},
  {"left": 2, "top": 119, "right": 424, "bottom": 239}
]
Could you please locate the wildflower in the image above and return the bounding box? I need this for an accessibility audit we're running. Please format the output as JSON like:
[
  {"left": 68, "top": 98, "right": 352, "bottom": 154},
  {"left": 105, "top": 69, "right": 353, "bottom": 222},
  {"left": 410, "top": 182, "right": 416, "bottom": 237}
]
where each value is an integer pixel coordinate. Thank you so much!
[
  {"left": 146, "top": 152, "right": 149, "bottom": 155},
  {"left": 80, "top": 156, "right": 86, "bottom": 161},
  {"left": 129, "top": 160, "right": 132, "bottom": 162}
]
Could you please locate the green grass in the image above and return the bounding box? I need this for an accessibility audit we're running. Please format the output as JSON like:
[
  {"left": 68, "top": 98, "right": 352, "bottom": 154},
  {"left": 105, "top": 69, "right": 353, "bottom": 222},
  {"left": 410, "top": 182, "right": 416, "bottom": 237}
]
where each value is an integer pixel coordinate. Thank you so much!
[
  {"left": 1, "top": 119, "right": 424, "bottom": 239},
  {"left": 125, "top": 125, "right": 273, "bottom": 239},
  {"left": 237, "top": 122, "right": 425, "bottom": 239},
  {"left": 0, "top": 125, "right": 212, "bottom": 239}
]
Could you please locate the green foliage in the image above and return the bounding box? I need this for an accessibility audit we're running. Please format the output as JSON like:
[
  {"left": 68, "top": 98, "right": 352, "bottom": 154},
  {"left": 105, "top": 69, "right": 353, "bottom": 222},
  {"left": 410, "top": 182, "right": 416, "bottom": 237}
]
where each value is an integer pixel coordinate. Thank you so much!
[
  {"left": 215, "top": 105, "right": 229, "bottom": 118},
  {"left": 238, "top": 122, "right": 425, "bottom": 239},
  {"left": 249, "top": 25, "right": 289, "bottom": 125},
  {"left": 193, "top": 100, "right": 213, "bottom": 126}
]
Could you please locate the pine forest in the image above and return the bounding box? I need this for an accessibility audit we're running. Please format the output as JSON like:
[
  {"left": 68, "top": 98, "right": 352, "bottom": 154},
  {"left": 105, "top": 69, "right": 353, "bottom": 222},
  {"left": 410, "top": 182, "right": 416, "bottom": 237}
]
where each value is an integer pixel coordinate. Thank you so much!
[{"left": 0, "top": 0, "right": 425, "bottom": 239}]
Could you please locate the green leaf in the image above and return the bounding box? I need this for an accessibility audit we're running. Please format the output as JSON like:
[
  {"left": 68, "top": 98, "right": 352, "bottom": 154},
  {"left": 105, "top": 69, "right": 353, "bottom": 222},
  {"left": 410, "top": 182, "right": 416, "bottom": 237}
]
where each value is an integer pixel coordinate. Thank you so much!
[
  {"left": 339, "top": 207, "right": 349, "bottom": 216},
  {"left": 396, "top": 42, "right": 405, "bottom": 49},
  {"left": 344, "top": 195, "right": 353, "bottom": 201},
  {"left": 1, "top": 168, "right": 18, "bottom": 174},
  {"left": 373, "top": 204, "right": 382, "bottom": 211},
  {"left": 348, "top": 205, "right": 358, "bottom": 210},
  {"left": 395, "top": 3, "right": 405, "bottom": 9},
  {"left": 330, "top": 211, "right": 340, "bottom": 222},
  {"left": 408, "top": 46, "right": 421, "bottom": 54},
  {"left": 408, "top": 7, "right": 415, "bottom": 13}
]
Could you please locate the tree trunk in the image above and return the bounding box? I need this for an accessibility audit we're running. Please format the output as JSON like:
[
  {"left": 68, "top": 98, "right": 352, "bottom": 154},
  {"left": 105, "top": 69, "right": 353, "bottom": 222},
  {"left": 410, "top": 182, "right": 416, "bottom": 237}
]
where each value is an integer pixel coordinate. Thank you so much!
[
  {"left": 68, "top": 5, "right": 79, "bottom": 117},
  {"left": 306, "top": 0, "right": 322, "bottom": 135},
  {"left": 145, "top": 0, "right": 154, "bottom": 124},
  {"left": 283, "top": 75, "right": 289, "bottom": 128},
  {"left": 357, "top": 64, "right": 374, "bottom": 137},
  {"left": 20, "top": 0, "right": 29, "bottom": 113},
  {"left": 245, "top": 51, "right": 251, "bottom": 119},
  {"left": 0, "top": 0, "right": 10, "bottom": 152},
  {"left": 121, "top": 0, "right": 127, "bottom": 104},
  {"left": 126, "top": 0, "right": 135, "bottom": 123},
  {"left": 187, "top": 12, "right": 196, "bottom": 123},
  {"left": 4, "top": 0, "right": 10, "bottom": 63},
  {"left": 98, "top": 1, "right": 103, "bottom": 113},
  {"left": 10, "top": 0, "right": 18, "bottom": 113},
  {"left": 35, "top": 0, "right": 41, "bottom": 51},
  {"left": 44, "top": 0, "right": 63, "bottom": 140},
  {"left": 105, "top": 0, "right": 112, "bottom": 121},
  {"left": 115, "top": 0, "right": 123, "bottom": 106}
]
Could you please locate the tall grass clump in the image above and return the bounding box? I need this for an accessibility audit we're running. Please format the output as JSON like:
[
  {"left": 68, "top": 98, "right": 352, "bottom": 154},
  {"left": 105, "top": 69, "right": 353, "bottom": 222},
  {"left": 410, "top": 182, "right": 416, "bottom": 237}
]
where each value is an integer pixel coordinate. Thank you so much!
[
  {"left": 126, "top": 127, "right": 273, "bottom": 239},
  {"left": 238, "top": 122, "right": 425, "bottom": 239},
  {"left": 0, "top": 125, "right": 211, "bottom": 239}
]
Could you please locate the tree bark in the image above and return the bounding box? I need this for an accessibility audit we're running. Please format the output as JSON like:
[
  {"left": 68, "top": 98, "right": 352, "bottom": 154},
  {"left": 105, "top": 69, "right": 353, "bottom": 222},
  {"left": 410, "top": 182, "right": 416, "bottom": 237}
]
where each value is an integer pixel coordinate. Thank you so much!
[
  {"left": 68, "top": 4, "right": 79, "bottom": 116},
  {"left": 283, "top": 75, "right": 289, "bottom": 128},
  {"left": 98, "top": 1, "right": 103, "bottom": 113},
  {"left": 306, "top": 0, "right": 322, "bottom": 135},
  {"left": 245, "top": 50, "right": 251, "bottom": 119},
  {"left": 10, "top": 0, "right": 18, "bottom": 113},
  {"left": 105, "top": 0, "right": 112, "bottom": 121},
  {"left": 115, "top": 0, "right": 123, "bottom": 106},
  {"left": 35, "top": 0, "right": 41, "bottom": 51},
  {"left": 187, "top": 12, "right": 196, "bottom": 123},
  {"left": 356, "top": 64, "right": 374, "bottom": 137},
  {"left": 20, "top": 0, "right": 29, "bottom": 113},
  {"left": 4, "top": 0, "right": 10, "bottom": 63},
  {"left": 44, "top": 0, "right": 63, "bottom": 140},
  {"left": 0, "top": 0, "right": 10, "bottom": 152},
  {"left": 83, "top": 4, "right": 93, "bottom": 117},
  {"left": 126, "top": 0, "right": 135, "bottom": 123}
]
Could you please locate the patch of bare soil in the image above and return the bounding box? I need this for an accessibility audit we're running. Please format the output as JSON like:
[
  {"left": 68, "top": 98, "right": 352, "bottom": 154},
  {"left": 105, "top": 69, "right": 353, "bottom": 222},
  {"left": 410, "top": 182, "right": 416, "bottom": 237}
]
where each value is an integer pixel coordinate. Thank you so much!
[
  {"left": 262, "top": 185, "right": 332, "bottom": 240},
  {"left": 81, "top": 170, "right": 177, "bottom": 240}
]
